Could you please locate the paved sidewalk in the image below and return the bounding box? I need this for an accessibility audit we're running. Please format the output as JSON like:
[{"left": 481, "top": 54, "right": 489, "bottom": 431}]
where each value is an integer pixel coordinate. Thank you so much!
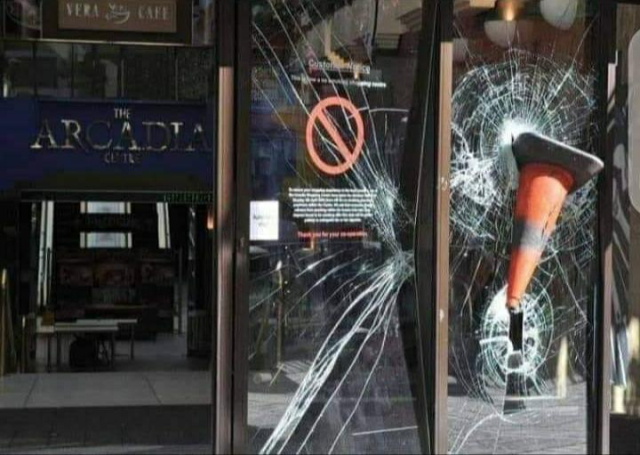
[{"left": 0, "top": 371, "right": 211, "bottom": 409}]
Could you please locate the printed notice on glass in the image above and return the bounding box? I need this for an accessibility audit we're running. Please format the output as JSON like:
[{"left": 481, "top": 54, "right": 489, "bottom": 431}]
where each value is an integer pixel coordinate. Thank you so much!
[
  {"left": 289, "top": 188, "right": 376, "bottom": 241},
  {"left": 250, "top": 201, "right": 279, "bottom": 241},
  {"left": 289, "top": 188, "right": 376, "bottom": 224}
]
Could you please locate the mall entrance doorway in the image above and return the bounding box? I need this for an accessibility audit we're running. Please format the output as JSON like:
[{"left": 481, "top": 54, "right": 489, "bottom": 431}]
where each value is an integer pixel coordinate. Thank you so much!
[
  {"left": 0, "top": 196, "right": 215, "bottom": 451},
  {"left": 0, "top": 1, "right": 217, "bottom": 452}
]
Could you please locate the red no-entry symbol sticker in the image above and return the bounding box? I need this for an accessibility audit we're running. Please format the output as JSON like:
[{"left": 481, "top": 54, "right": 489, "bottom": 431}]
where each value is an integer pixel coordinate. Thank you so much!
[{"left": 305, "top": 96, "right": 365, "bottom": 176}]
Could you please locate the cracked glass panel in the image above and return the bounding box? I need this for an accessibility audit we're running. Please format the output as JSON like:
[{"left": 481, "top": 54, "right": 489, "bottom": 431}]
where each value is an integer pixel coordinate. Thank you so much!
[
  {"left": 248, "top": 0, "right": 426, "bottom": 453},
  {"left": 448, "top": 1, "right": 599, "bottom": 454}
]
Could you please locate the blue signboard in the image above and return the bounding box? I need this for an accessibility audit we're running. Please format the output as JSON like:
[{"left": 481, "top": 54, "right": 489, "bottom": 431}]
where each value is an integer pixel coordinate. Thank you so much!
[{"left": 0, "top": 99, "right": 214, "bottom": 196}]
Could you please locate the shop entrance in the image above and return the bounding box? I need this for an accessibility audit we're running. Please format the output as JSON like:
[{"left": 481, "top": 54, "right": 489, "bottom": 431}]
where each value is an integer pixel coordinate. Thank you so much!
[
  {"left": 0, "top": 1, "right": 217, "bottom": 452},
  {"left": 0, "top": 197, "right": 214, "bottom": 449}
]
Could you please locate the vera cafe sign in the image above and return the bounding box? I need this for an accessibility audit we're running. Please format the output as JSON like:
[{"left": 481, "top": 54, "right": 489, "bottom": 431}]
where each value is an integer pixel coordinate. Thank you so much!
[
  {"left": 31, "top": 105, "right": 210, "bottom": 165},
  {"left": 58, "top": 0, "right": 177, "bottom": 33},
  {"left": 0, "top": 99, "right": 213, "bottom": 194}
]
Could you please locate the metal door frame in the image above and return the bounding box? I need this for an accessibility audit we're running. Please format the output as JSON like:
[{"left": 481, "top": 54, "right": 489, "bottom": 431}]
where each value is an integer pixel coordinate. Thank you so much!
[
  {"left": 214, "top": 0, "right": 252, "bottom": 453},
  {"left": 592, "top": 2, "right": 613, "bottom": 453}
]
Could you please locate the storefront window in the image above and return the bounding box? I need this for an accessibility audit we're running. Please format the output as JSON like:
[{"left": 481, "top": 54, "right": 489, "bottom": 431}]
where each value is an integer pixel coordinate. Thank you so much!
[
  {"left": 95, "top": 45, "right": 121, "bottom": 99},
  {"left": 124, "top": 46, "right": 175, "bottom": 101},
  {"left": 177, "top": 48, "right": 213, "bottom": 102},
  {"left": 72, "top": 43, "right": 97, "bottom": 99},
  {"left": 3, "top": 40, "right": 34, "bottom": 97},
  {"left": 193, "top": 0, "right": 215, "bottom": 46},
  {"left": 1, "top": 42, "right": 213, "bottom": 101},
  {"left": 247, "top": 0, "right": 426, "bottom": 453},
  {"left": 448, "top": 1, "right": 599, "bottom": 453},
  {"left": 36, "top": 42, "right": 72, "bottom": 99}
]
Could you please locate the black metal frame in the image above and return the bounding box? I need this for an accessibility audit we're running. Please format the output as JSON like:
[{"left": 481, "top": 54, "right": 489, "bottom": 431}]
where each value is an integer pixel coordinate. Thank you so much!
[
  {"left": 400, "top": 1, "right": 453, "bottom": 453},
  {"left": 396, "top": 0, "right": 441, "bottom": 449},
  {"left": 591, "top": 2, "right": 614, "bottom": 454},
  {"left": 232, "top": 0, "right": 252, "bottom": 452},
  {"left": 214, "top": 0, "right": 252, "bottom": 453}
]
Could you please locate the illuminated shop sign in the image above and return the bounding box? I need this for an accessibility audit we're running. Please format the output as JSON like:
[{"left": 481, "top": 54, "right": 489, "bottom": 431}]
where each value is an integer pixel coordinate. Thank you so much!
[
  {"left": 0, "top": 99, "right": 213, "bottom": 194},
  {"left": 31, "top": 106, "right": 210, "bottom": 165},
  {"left": 43, "top": 0, "right": 190, "bottom": 44},
  {"left": 58, "top": 0, "right": 177, "bottom": 34}
]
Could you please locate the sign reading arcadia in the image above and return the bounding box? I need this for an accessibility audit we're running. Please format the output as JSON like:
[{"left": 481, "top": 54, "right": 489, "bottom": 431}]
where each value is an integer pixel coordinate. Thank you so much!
[
  {"left": 31, "top": 105, "right": 210, "bottom": 165},
  {"left": 0, "top": 99, "right": 213, "bottom": 195}
]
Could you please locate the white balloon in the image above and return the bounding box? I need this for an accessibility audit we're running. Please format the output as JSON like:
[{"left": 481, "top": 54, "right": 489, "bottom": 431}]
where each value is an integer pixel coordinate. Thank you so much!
[{"left": 540, "top": 0, "right": 578, "bottom": 30}]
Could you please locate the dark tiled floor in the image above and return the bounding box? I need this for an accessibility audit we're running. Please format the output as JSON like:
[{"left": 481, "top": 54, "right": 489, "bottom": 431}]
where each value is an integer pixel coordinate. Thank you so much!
[
  {"left": 0, "top": 405, "right": 211, "bottom": 454},
  {"left": 610, "top": 414, "right": 640, "bottom": 455}
]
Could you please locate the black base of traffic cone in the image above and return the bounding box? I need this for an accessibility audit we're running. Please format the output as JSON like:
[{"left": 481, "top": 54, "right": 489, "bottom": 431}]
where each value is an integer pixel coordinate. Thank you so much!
[
  {"left": 504, "top": 308, "right": 526, "bottom": 414},
  {"left": 504, "top": 354, "right": 527, "bottom": 414}
]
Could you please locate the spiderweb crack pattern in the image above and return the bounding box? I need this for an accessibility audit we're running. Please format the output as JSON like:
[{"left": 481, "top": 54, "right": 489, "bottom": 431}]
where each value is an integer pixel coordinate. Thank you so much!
[
  {"left": 449, "top": 49, "right": 598, "bottom": 452},
  {"left": 251, "top": 1, "right": 420, "bottom": 453}
]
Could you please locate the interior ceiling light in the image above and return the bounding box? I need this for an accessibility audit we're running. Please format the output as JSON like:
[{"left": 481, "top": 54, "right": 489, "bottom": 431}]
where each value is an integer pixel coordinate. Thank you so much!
[
  {"left": 540, "top": 0, "right": 578, "bottom": 30},
  {"left": 497, "top": 0, "right": 525, "bottom": 20},
  {"left": 484, "top": 0, "right": 527, "bottom": 48}
]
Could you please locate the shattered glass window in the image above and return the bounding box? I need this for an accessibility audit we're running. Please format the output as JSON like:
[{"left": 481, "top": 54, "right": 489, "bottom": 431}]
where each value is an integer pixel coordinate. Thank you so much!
[
  {"left": 247, "top": 0, "right": 426, "bottom": 453},
  {"left": 448, "top": 1, "right": 599, "bottom": 454}
]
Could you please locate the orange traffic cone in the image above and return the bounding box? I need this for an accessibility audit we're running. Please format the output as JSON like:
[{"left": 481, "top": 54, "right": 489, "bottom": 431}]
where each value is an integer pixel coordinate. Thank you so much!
[
  {"left": 503, "top": 132, "right": 603, "bottom": 414},
  {"left": 507, "top": 132, "right": 604, "bottom": 311},
  {"left": 506, "top": 162, "right": 574, "bottom": 310}
]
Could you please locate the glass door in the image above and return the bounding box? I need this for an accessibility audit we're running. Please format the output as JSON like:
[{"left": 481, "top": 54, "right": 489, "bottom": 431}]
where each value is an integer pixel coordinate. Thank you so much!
[
  {"left": 243, "top": 0, "right": 433, "bottom": 453},
  {"left": 448, "top": 1, "right": 604, "bottom": 454},
  {"left": 0, "top": 1, "right": 217, "bottom": 453}
]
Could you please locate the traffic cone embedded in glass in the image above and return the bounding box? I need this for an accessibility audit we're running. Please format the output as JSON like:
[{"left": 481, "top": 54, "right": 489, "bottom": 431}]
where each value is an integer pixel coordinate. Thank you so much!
[
  {"left": 506, "top": 162, "right": 574, "bottom": 310},
  {"left": 507, "top": 132, "right": 604, "bottom": 311},
  {"left": 503, "top": 132, "right": 603, "bottom": 414}
]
